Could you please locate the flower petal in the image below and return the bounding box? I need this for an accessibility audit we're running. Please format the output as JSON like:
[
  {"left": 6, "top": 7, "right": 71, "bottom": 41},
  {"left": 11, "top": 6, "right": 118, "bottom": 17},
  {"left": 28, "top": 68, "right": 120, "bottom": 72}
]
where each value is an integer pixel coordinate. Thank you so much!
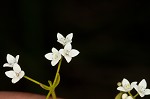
[
  {"left": 138, "top": 92, "right": 145, "bottom": 97},
  {"left": 126, "top": 96, "right": 133, "bottom": 99},
  {"left": 19, "top": 71, "right": 25, "bottom": 79},
  {"left": 66, "top": 33, "right": 73, "bottom": 41},
  {"left": 122, "top": 78, "right": 130, "bottom": 87},
  {"left": 15, "top": 55, "right": 19, "bottom": 63},
  {"left": 144, "top": 89, "right": 150, "bottom": 95},
  {"left": 59, "top": 49, "right": 65, "bottom": 56},
  {"left": 7, "top": 54, "right": 15, "bottom": 64},
  {"left": 52, "top": 48, "right": 58, "bottom": 53},
  {"left": 64, "top": 43, "right": 72, "bottom": 51},
  {"left": 57, "top": 33, "right": 65, "bottom": 45},
  {"left": 66, "top": 33, "right": 73, "bottom": 39},
  {"left": 69, "top": 49, "right": 79, "bottom": 57},
  {"left": 51, "top": 60, "right": 59, "bottom": 66},
  {"left": 13, "top": 63, "right": 21, "bottom": 73},
  {"left": 122, "top": 93, "right": 128, "bottom": 99},
  {"left": 12, "top": 77, "right": 20, "bottom": 83},
  {"left": 64, "top": 55, "right": 72, "bottom": 63},
  {"left": 5, "top": 71, "right": 16, "bottom": 78},
  {"left": 45, "top": 53, "right": 53, "bottom": 60},
  {"left": 3, "top": 63, "right": 12, "bottom": 67},
  {"left": 117, "top": 86, "right": 126, "bottom": 92},
  {"left": 139, "top": 79, "right": 147, "bottom": 89},
  {"left": 57, "top": 33, "right": 65, "bottom": 40}
]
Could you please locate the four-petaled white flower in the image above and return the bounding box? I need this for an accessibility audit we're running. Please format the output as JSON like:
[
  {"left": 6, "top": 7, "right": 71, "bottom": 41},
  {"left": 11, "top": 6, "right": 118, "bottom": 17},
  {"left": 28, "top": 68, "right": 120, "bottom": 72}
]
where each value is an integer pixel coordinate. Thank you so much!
[
  {"left": 3, "top": 54, "right": 19, "bottom": 67},
  {"left": 57, "top": 33, "right": 73, "bottom": 46},
  {"left": 59, "top": 43, "right": 79, "bottom": 63},
  {"left": 117, "top": 78, "right": 137, "bottom": 92},
  {"left": 122, "top": 93, "right": 133, "bottom": 99},
  {"left": 5, "top": 63, "right": 25, "bottom": 84},
  {"left": 45, "top": 48, "right": 62, "bottom": 66},
  {"left": 133, "top": 79, "right": 150, "bottom": 97}
]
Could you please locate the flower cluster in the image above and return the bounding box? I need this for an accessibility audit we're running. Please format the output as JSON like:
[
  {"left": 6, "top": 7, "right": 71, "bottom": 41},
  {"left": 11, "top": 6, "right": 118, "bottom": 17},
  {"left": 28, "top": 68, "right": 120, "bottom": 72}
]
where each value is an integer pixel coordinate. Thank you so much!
[
  {"left": 2, "top": 33, "right": 79, "bottom": 99},
  {"left": 116, "top": 78, "right": 150, "bottom": 99},
  {"left": 3, "top": 54, "right": 25, "bottom": 83},
  {"left": 45, "top": 33, "right": 79, "bottom": 66}
]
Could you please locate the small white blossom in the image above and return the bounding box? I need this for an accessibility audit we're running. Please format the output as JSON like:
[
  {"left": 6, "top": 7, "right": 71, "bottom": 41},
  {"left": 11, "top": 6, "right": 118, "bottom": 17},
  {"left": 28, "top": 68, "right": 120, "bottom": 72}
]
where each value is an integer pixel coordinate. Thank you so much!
[
  {"left": 59, "top": 43, "right": 79, "bottom": 63},
  {"left": 5, "top": 63, "right": 25, "bottom": 83},
  {"left": 117, "top": 78, "right": 137, "bottom": 92},
  {"left": 57, "top": 33, "right": 73, "bottom": 46},
  {"left": 133, "top": 79, "right": 150, "bottom": 97},
  {"left": 45, "top": 48, "right": 62, "bottom": 66},
  {"left": 3, "top": 54, "right": 19, "bottom": 67},
  {"left": 122, "top": 93, "right": 133, "bottom": 99}
]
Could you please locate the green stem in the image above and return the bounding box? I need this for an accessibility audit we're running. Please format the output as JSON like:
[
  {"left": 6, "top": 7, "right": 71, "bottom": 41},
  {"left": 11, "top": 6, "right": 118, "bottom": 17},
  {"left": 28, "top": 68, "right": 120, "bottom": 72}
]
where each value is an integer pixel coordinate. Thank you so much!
[
  {"left": 134, "top": 93, "right": 139, "bottom": 98},
  {"left": 49, "top": 81, "right": 56, "bottom": 99},
  {"left": 46, "top": 90, "right": 52, "bottom": 99},
  {"left": 53, "top": 58, "right": 63, "bottom": 85},
  {"left": 128, "top": 91, "right": 133, "bottom": 98},
  {"left": 24, "top": 75, "right": 49, "bottom": 89}
]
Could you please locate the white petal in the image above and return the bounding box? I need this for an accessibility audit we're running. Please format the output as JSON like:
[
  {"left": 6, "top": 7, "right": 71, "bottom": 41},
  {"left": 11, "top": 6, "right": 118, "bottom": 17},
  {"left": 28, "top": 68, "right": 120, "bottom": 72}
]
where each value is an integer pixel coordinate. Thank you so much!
[
  {"left": 117, "top": 86, "right": 126, "bottom": 92},
  {"left": 3, "top": 63, "right": 12, "bottom": 67},
  {"left": 57, "top": 33, "right": 65, "bottom": 40},
  {"left": 19, "top": 71, "right": 25, "bottom": 79},
  {"left": 138, "top": 92, "right": 145, "bottom": 97},
  {"left": 51, "top": 60, "right": 59, "bottom": 66},
  {"left": 69, "top": 49, "right": 79, "bottom": 57},
  {"left": 144, "top": 89, "right": 150, "bottom": 95},
  {"left": 133, "top": 84, "right": 138, "bottom": 92},
  {"left": 122, "top": 93, "right": 128, "bottom": 99},
  {"left": 45, "top": 53, "right": 53, "bottom": 60},
  {"left": 13, "top": 63, "right": 21, "bottom": 73},
  {"left": 5, "top": 71, "right": 16, "bottom": 78},
  {"left": 57, "top": 33, "right": 65, "bottom": 45},
  {"left": 59, "top": 49, "right": 65, "bottom": 56},
  {"left": 12, "top": 77, "right": 20, "bottom": 83},
  {"left": 66, "top": 33, "right": 73, "bottom": 40},
  {"left": 15, "top": 55, "right": 19, "bottom": 63},
  {"left": 131, "top": 82, "right": 137, "bottom": 87},
  {"left": 122, "top": 78, "right": 130, "bottom": 87},
  {"left": 64, "top": 55, "right": 72, "bottom": 63},
  {"left": 126, "top": 96, "right": 133, "bottom": 99},
  {"left": 7, "top": 54, "right": 15, "bottom": 64},
  {"left": 139, "top": 79, "right": 147, "bottom": 89},
  {"left": 64, "top": 43, "right": 72, "bottom": 51},
  {"left": 52, "top": 47, "right": 58, "bottom": 53}
]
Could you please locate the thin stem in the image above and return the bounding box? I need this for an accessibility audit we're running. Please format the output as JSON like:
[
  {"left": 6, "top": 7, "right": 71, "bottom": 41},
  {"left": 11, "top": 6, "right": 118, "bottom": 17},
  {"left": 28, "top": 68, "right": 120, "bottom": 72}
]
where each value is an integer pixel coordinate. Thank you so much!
[
  {"left": 53, "top": 58, "right": 63, "bottom": 85},
  {"left": 128, "top": 91, "right": 133, "bottom": 98},
  {"left": 24, "top": 75, "right": 49, "bottom": 89},
  {"left": 46, "top": 90, "right": 52, "bottom": 99},
  {"left": 134, "top": 93, "right": 139, "bottom": 98},
  {"left": 49, "top": 81, "right": 56, "bottom": 99}
]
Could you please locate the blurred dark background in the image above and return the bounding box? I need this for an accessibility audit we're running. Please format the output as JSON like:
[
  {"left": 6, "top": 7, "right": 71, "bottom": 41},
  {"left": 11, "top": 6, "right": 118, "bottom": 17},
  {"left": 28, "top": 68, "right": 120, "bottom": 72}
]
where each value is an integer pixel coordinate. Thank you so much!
[{"left": 0, "top": 0, "right": 150, "bottom": 99}]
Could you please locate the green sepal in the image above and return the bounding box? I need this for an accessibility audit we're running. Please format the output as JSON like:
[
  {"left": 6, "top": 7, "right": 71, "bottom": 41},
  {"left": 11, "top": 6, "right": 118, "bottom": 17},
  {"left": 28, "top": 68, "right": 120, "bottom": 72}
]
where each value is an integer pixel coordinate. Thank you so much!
[{"left": 115, "top": 92, "right": 123, "bottom": 99}]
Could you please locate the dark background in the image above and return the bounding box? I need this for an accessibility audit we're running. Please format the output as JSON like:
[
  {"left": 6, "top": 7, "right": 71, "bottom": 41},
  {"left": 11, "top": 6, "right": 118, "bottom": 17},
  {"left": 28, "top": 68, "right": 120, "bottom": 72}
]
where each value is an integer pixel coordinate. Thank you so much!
[{"left": 0, "top": 0, "right": 150, "bottom": 99}]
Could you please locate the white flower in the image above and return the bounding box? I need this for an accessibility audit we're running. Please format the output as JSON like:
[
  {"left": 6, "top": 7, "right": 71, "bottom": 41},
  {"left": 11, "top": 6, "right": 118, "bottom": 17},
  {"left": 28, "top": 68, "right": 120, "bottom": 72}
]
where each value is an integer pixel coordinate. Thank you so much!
[
  {"left": 45, "top": 48, "right": 62, "bottom": 66},
  {"left": 3, "top": 54, "right": 19, "bottom": 67},
  {"left": 57, "top": 33, "right": 73, "bottom": 46},
  {"left": 5, "top": 63, "right": 25, "bottom": 83},
  {"left": 133, "top": 79, "right": 150, "bottom": 97},
  {"left": 122, "top": 93, "right": 133, "bottom": 99},
  {"left": 117, "top": 78, "right": 137, "bottom": 92},
  {"left": 59, "top": 43, "right": 79, "bottom": 63}
]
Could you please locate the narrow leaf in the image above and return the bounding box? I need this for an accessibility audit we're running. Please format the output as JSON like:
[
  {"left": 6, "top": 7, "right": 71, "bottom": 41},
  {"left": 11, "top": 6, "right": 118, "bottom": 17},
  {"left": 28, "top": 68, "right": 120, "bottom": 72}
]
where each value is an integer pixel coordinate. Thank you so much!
[{"left": 115, "top": 92, "right": 123, "bottom": 99}]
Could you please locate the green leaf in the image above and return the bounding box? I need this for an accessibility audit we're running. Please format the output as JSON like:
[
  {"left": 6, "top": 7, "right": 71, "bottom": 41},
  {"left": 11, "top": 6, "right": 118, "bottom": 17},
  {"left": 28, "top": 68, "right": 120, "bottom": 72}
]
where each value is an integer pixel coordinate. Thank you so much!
[
  {"left": 53, "top": 73, "right": 60, "bottom": 88},
  {"left": 115, "top": 92, "right": 123, "bottom": 99},
  {"left": 40, "top": 84, "right": 50, "bottom": 90}
]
